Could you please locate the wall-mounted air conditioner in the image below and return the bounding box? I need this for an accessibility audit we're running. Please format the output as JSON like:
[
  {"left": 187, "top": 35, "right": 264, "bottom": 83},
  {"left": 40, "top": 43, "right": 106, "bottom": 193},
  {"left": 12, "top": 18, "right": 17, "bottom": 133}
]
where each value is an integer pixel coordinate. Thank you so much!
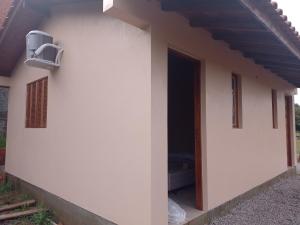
[{"left": 25, "top": 30, "right": 64, "bottom": 70}]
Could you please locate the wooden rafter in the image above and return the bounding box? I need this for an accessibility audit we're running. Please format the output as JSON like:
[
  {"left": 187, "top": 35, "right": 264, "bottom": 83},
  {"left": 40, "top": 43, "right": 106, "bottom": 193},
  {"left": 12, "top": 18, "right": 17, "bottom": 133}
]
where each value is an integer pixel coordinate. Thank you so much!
[{"left": 160, "top": 0, "right": 300, "bottom": 86}]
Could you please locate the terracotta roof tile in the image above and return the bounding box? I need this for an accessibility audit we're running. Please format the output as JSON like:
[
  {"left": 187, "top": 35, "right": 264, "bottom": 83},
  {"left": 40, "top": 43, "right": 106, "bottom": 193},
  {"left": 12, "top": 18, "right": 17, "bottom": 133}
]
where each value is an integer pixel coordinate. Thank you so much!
[
  {"left": 265, "top": 0, "right": 300, "bottom": 41},
  {"left": 0, "top": 0, "right": 14, "bottom": 32}
]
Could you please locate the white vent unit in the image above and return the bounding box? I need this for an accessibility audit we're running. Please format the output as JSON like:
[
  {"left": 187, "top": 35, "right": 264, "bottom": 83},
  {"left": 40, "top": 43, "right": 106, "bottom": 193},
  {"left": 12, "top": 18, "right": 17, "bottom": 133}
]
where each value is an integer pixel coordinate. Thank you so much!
[{"left": 25, "top": 31, "right": 64, "bottom": 70}]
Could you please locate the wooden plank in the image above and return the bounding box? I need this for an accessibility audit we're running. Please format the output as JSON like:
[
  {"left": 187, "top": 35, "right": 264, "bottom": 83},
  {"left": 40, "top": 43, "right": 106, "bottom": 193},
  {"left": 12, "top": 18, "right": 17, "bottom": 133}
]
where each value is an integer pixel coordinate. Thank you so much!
[
  {"left": 253, "top": 58, "right": 300, "bottom": 67},
  {"left": 205, "top": 26, "right": 267, "bottom": 32},
  {"left": 234, "top": 46, "right": 293, "bottom": 56},
  {"left": 189, "top": 16, "right": 254, "bottom": 26},
  {"left": 0, "top": 200, "right": 36, "bottom": 212},
  {"left": 0, "top": 208, "right": 44, "bottom": 221},
  {"left": 231, "top": 43, "right": 291, "bottom": 55},
  {"left": 267, "top": 71, "right": 300, "bottom": 79},
  {"left": 226, "top": 40, "right": 283, "bottom": 48},
  {"left": 48, "top": 219, "right": 62, "bottom": 225},
  {"left": 213, "top": 31, "right": 278, "bottom": 42},
  {"left": 267, "top": 67, "right": 300, "bottom": 74},
  {"left": 0, "top": 192, "right": 16, "bottom": 200},
  {"left": 190, "top": 18, "right": 265, "bottom": 31},
  {"left": 263, "top": 65, "right": 300, "bottom": 72},
  {"left": 244, "top": 53, "right": 299, "bottom": 63},
  {"left": 161, "top": 0, "right": 242, "bottom": 12}
]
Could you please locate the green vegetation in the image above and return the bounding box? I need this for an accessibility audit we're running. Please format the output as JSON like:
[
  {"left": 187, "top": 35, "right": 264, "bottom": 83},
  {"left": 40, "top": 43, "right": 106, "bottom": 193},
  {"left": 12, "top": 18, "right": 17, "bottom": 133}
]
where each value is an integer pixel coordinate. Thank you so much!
[
  {"left": 295, "top": 104, "right": 300, "bottom": 132},
  {"left": 0, "top": 135, "right": 6, "bottom": 149},
  {"left": 20, "top": 193, "right": 31, "bottom": 201},
  {"left": 30, "top": 208, "right": 53, "bottom": 225},
  {"left": 0, "top": 181, "right": 13, "bottom": 194}
]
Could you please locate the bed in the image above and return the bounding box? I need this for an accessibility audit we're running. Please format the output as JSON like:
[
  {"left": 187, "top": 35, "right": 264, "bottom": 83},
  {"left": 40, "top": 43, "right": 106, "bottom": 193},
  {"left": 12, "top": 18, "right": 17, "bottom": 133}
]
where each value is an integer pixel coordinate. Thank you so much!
[{"left": 168, "top": 153, "right": 195, "bottom": 191}]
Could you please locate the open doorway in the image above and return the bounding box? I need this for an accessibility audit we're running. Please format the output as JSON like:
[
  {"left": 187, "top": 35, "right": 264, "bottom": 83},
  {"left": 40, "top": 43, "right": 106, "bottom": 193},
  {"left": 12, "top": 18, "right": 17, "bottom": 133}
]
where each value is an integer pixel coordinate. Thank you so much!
[
  {"left": 168, "top": 49, "right": 203, "bottom": 222},
  {"left": 285, "top": 96, "right": 293, "bottom": 167}
]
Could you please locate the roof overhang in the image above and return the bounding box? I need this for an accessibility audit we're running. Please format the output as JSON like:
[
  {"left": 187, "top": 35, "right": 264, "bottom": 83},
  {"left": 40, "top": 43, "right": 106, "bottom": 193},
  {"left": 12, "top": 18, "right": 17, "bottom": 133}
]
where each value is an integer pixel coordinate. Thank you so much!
[
  {"left": 161, "top": 0, "right": 300, "bottom": 86},
  {"left": 0, "top": 0, "right": 44, "bottom": 76},
  {"left": 1, "top": 0, "right": 300, "bottom": 86},
  {"left": 0, "top": 0, "right": 96, "bottom": 76}
]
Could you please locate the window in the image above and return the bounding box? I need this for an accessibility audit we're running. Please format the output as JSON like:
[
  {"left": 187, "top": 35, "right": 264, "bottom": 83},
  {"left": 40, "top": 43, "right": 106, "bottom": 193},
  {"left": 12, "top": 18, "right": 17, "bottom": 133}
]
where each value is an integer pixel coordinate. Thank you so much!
[
  {"left": 26, "top": 77, "right": 48, "bottom": 128},
  {"left": 232, "top": 74, "right": 242, "bottom": 128},
  {"left": 272, "top": 89, "right": 278, "bottom": 129}
]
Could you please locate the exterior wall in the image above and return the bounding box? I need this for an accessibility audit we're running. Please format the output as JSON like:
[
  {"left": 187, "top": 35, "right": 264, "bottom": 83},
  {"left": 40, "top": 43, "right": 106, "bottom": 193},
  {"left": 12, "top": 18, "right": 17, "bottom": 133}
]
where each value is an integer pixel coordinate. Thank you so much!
[
  {"left": 204, "top": 61, "right": 295, "bottom": 209},
  {"left": 6, "top": 3, "right": 151, "bottom": 225},
  {"left": 109, "top": 0, "right": 296, "bottom": 224},
  {"left": 5, "top": 1, "right": 297, "bottom": 225}
]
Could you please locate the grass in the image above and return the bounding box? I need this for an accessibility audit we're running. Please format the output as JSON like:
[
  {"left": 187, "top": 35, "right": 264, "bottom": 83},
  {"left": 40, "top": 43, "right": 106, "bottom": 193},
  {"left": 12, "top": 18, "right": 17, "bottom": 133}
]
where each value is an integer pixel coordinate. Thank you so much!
[
  {"left": 0, "top": 186, "right": 55, "bottom": 225},
  {"left": 0, "top": 135, "right": 6, "bottom": 149},
  {"left": 0, "top": 181, "right": 13, "bottom": 194},
  {"left": 29, "top": 208, "right": 53, "bottom": 225},
  {"left": 15, "top": 206, "right": 53, "bottom": 225}
]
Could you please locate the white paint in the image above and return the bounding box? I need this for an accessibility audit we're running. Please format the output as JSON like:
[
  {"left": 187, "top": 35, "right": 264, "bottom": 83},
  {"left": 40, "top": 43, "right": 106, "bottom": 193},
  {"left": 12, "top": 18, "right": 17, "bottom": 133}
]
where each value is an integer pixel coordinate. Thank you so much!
[{"left": 102, "top": 0, "right": 148, "bottom": 29}]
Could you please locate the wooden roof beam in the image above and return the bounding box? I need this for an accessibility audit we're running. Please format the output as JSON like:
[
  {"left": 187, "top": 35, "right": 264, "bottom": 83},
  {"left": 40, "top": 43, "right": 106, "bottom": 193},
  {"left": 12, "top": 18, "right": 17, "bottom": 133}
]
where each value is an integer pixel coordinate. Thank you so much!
[
  {"left": 212, "top": 31, "right": 278, "bottom": 41},
  {"left": 223, "top": 40, "right": 283, "bottom": 48},
  {"left": 231, "top": 45, "right": 292, "bottom": 56},
  {"left": 207, "top": 27, "right": 268, "bottom": 32},
  {"left": 244, "top": 53, "right": 299, "bottom": 63},
  {"left": 255, "top": 60, "right": 300, "bottom": 68},
  {"left": 266, "top": 69, "right": 300, "bottom": 77},
  {"left": 190, "top": 17, "right": 265, "bottom": 31},
  {"left": 161, "top": 0, "right": 242, "bottom": 12},
  {"left": 264, "top": 65, "right": 300, "bottom": 72}
]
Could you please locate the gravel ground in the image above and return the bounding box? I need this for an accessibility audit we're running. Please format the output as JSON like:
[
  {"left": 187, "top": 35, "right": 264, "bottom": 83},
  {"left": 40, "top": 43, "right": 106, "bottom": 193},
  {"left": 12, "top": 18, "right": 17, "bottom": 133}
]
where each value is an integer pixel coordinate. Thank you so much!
[{"left": 209, "top": 176, "right": 300, "bottom": 225}]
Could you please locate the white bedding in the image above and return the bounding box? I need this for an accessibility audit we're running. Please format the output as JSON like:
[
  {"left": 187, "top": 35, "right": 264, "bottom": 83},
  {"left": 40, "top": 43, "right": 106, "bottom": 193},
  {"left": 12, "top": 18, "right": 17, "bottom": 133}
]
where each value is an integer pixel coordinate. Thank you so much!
[{"left": 168, "top": 153, "right": 195, "bottom": 191}]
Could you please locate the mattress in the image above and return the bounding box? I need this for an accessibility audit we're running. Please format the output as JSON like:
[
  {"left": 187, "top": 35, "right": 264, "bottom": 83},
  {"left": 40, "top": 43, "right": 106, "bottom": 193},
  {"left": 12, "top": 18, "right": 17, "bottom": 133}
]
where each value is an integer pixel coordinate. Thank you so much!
[{"left": 168, "top": 153, "right": 195, "bottom": 191}]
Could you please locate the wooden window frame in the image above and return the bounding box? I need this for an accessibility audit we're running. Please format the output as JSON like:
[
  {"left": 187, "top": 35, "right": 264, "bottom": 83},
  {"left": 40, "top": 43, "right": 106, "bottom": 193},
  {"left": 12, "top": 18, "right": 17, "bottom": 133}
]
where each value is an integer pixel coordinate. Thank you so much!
[
  {"left": 272, "top": 89, "right": 278, "bottom": 129},
  {"left": 26, "top": 77, "right": 48, "bottom": 128},
  {"left": 232, "top": 74, "right": 242, "bottom": 128}
]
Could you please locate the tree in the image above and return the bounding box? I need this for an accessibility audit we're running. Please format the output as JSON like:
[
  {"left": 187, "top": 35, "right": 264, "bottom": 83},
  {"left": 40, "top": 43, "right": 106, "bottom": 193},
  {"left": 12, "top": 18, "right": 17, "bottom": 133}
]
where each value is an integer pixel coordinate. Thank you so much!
[{"left": 295, "top": 104, "right": 300, "bottom": 132}]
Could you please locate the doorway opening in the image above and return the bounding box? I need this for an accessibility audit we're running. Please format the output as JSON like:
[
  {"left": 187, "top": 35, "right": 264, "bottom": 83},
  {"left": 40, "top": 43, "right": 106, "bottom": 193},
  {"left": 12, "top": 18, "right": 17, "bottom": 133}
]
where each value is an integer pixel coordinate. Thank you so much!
[
  {"left": 168, "top": 50, "right": 203, "bottom": 223},
  {"left": 285, "top": 96, "right": 293, "bottom": 167}
]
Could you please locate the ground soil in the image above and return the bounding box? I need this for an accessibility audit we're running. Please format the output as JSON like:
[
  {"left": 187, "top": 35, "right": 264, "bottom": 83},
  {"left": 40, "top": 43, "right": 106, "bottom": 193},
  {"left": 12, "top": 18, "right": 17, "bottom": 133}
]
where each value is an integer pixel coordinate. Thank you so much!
[{"left": 209, "top": 175, "right": 300, "bottom": 225}]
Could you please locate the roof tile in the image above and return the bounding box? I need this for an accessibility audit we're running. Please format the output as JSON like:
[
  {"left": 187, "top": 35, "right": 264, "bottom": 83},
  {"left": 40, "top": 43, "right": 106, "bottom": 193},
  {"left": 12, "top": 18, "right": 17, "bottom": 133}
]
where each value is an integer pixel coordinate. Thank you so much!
[{"left": 0, "top": 0, "right": 14, "bottom": 32}]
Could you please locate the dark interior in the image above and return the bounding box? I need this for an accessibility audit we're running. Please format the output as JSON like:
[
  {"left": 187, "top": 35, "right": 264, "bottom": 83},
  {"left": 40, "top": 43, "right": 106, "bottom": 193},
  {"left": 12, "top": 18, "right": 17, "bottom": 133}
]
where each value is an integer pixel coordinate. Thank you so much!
[{"left": 168, "top": 50, "right": 196, "bottom": 192}]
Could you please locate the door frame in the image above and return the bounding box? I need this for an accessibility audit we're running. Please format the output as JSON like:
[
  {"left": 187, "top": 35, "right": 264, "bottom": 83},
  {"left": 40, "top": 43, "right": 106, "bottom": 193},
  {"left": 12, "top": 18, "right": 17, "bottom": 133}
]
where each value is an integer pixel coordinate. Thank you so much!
[
  {"left": 285, "top": 95, "right": 293, "bottom": 167},
  {"left": 168, "top": 49, "right": 203, "bottom": 210}
]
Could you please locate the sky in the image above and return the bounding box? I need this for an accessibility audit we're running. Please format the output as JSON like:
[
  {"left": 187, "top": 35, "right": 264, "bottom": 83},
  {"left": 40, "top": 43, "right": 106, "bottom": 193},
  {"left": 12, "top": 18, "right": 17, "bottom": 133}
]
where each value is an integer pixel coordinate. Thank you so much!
[{"left": 275, "top": 1, "right": 300, "bottom": 104}]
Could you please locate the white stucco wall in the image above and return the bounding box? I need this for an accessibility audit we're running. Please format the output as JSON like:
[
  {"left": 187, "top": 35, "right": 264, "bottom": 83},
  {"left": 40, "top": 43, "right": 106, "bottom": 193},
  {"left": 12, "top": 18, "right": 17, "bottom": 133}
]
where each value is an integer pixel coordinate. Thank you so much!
[{"left": 5, "top": 1, "right": 297, "bottom": 225}]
